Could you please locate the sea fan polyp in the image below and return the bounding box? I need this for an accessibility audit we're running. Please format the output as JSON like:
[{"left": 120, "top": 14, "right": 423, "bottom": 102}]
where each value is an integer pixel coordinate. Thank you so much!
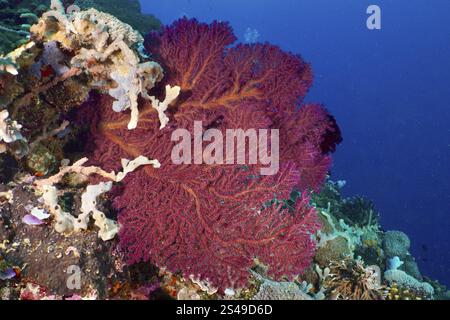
[{"left": 78, "top": 18, "right": 342, "bottom": 289}]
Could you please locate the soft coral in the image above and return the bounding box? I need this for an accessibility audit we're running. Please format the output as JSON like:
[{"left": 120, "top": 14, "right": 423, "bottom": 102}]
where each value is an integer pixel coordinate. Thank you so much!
[{"left": 77, "top": 18, "right": 341, "bottom": 289}]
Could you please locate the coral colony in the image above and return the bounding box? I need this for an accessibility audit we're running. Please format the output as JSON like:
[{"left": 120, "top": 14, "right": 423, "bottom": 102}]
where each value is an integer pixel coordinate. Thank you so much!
[
  {"left": 0, "top": 0, "right": 447, "bottom": 300},
  {"left": 84, "top": 16, "right": 341, "bottom": 290}
]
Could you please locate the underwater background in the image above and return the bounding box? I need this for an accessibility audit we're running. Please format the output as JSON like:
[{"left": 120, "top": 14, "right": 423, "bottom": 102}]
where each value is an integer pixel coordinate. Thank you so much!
[
  {"left": 143, "top": 0, "right": 450, "bottom": 286},
  {"left": 0, "top": 0, "right": 448, "bottom": 300}
]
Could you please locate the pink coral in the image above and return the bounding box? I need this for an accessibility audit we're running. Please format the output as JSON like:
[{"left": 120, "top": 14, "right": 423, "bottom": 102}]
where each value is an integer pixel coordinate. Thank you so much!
[{"left": 76, "top": 18, "right": 341, "bottom": 289}]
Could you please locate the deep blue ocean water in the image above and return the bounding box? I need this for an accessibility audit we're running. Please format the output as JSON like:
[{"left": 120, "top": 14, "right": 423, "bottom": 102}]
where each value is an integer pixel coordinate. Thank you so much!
[{"left": 140, "top": 0, "right": 450, "bottom": 286}]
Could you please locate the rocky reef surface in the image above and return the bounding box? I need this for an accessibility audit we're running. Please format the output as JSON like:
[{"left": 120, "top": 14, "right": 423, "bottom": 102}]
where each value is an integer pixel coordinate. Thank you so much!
[{"left": 0, "top": 1, "right": 448, "bottom": 300}]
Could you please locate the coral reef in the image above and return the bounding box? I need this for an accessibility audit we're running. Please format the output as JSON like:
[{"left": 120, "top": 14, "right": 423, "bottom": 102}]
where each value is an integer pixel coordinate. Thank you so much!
[
  {"left": 29, "top": 0, "right": 167, "bottom": 130},
  {"left": 384, "top": 282, "right": 427, "bottom": 300},
  {"left": 0, "top": 184, "right": 121, "bottom": 298},
  {"left": 252, "top": 279, "right": 312, "bottom": 300},
  {"left": 73, "top": 0, "right": 162, "bottom": 34},
  {"left": 312, "top": 181, "right": 380, "bottom": 227},
  {"left": 0, "top": 2, "right": 447, "bottom": 301},
  {"left": 323, "top": 259, "right": 384, "bottom": 300},
  {"left": 306, "top": 179, "right": 444, "bottom": 300},
  {"left": 0, "top": 0, "right": 169, "bottom": 171},
  {"left": 340, "top": 196, "right": 379, "bottom": 227},
  {"left": 33, "top": 156, "right": 159, "bottom": 240},
  {"left": 0, "top": 0, "right": 44, "bottom": 55},
  {"left": 383, "top": 257, "right": 434, "bottom": 298},
  {"left": 384, "top": 269, "right": 434, "bottom": 298}
]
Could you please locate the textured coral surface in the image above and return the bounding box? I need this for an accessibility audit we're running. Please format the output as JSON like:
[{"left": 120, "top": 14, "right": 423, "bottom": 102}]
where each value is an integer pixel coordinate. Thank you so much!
[{"left": 77, "top": 18, "right": 342, "bottom": 289}]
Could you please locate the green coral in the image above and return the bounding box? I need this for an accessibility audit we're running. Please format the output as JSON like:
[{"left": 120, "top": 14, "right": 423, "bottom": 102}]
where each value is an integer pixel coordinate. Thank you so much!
[
  {"left": 0, "top": 0, "right": 161, "bottom": 55},
  {"left": 0, "top": 259, "right": 11, "bottom": 273},
  {"left": 0, "top": 0, "right": 47, "bottom": 54},
  {"left": 19, "top": 12, "right": 39, "bottom": 24},
  {"left": 340, "top": 196, "right": 379, "bottom": 227},
  {"left": 311, "top": 179, "right": 343, "bottom": 211},
  {"left": 74, "top": 0, "right": 162, "bottom": 34},
  {"left": 312, "top": 180, "right": 385, "bottom": 267},
  {"left": 312, "top": 180, "right": 379, "bottom": 227}
]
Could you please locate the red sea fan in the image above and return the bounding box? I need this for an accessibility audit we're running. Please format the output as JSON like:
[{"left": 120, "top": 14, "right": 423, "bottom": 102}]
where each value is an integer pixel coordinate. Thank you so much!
[
  {"left": 276, "top": 103, "right": 342, "bottom": 191},
  {"left": 77, "top": 18, "right": 341, "bottom": 289}
]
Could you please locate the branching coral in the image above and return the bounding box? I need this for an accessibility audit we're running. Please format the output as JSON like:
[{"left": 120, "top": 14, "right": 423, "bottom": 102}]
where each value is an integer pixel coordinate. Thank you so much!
[
  {"left": 313, "top": 198, "right": 384, "bottom": 268},
  {"left": 2, "top": 4, "right": 342, "bottom": 292},
  {"left": 384, "top": 282, "right": 428, "bottom": 300},
  {"left": 323, "top": 259, "right": 384, "bottom": 300},
  {"left": 384, "top": 268, "right": 434, "bottom": 298},
  {"left": 148, "top": 85, "right": 181, "bottom": 129},
  {"left": 0, "top": 0, "right": 172, "bottom": 175},
  {"left": 75, "top": 18, "right": 342, "bottom": 289},
  {"left": 0, "top": 0, "right": 160, "bottom": 55},
  {"left": 340, "top": 196, "right": 379, "bottom": 227},
  {"left": 73, "top": 0, "right": 162, "bottom": 34}
]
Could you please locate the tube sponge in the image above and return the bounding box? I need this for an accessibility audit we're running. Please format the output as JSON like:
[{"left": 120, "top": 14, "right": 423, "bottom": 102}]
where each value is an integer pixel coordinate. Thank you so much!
[
  {"left": 35, "top": 156, "right": 161, "bottom": 240},
  {"left": 150, "top": 85, "right": 181, "bottom": 130}
]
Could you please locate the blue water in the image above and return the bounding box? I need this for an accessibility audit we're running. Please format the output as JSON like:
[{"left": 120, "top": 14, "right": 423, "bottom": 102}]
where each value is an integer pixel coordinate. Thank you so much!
[{"left": 140, "top": 0, "right": 450, "bottom": 286}]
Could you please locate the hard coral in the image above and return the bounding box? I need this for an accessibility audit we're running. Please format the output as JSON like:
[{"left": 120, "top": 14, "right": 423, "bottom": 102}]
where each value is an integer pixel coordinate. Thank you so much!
[
  {"left": 79, "top": 18, "right": 342, "bottom": 289},
  {"left": 384, "top": 282, "right": 427, "bottom": 300},
  {"left": 324, "top": 259, "right": 384, "bottom": 300},
  {"left": 30, "top": 1, "right": 166, "bottom": 129}
]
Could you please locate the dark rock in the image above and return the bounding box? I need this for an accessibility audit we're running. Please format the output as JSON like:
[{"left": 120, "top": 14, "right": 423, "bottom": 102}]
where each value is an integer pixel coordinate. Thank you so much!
[{"left": 1, "top": 184, "right": 123, "bottom": 298}]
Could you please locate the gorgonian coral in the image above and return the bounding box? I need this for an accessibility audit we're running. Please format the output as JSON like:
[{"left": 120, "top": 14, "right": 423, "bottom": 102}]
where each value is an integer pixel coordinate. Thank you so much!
[{"left": 77, "top": 18, "right": 342, "bottom": 289}]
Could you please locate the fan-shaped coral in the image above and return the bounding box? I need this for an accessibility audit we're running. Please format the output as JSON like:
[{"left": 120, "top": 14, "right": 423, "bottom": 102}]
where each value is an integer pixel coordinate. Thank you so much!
[{"left": 77, "top": 18, "right": 342, "bottom": 289}]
